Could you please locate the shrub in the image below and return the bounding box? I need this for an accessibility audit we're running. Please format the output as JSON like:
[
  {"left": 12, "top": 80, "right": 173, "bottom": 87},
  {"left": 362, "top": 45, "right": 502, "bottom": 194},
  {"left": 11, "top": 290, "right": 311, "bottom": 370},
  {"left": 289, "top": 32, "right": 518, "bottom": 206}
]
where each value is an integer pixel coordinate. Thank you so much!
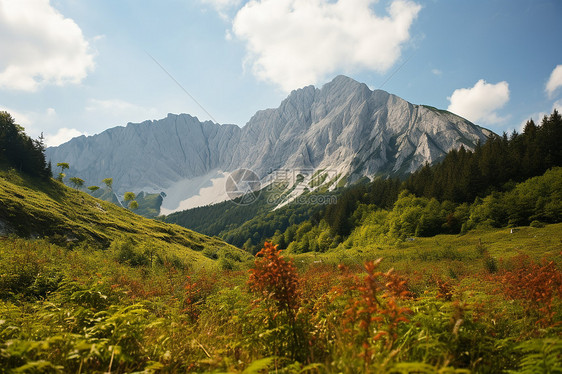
[
  {"left": 202, "top": 248, "right": 218, "bottom": 260},
  {"left": 111, "top": 237, "right": 149, "bottom": 267},
  {"left": 219, "top": 257, "right": 236, "bottom": 271},
  {"left": 248, "top": 242, "right": 304, "bottom": 360},
  {"left": 498, "top": 255, "right": 562, "bottom": 326},
  {"left": 510, "top": 339, "right": 562, "bottom": 373},
  {"left": 475, "top": 240, "right": 487, "bottom": 257},
  {"left": 248, "top": 242, "right": 300, "bottom": 316},
  {"left": 530, "top": 220, "right": 545, "bottom": 228},
  {"left": 0, "top": 240, "right": 62, "bottom": 300},
  {"left": 341, "top": 259, "right": 411, "bottom": 369},
  {"left": 484, "top": 255, "right": 498, "bottom": 273}
]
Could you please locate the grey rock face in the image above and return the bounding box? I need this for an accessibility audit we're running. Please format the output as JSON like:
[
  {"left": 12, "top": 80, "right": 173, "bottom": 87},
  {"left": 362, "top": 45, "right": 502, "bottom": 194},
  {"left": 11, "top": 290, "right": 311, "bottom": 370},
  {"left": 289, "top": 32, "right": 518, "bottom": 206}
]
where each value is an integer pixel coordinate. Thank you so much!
[
  {"left": 46, "top": 75, "right": 492, "bottom": 210},
  {"left": 47, "top": 114, "right": 241, "bottom": 194}
]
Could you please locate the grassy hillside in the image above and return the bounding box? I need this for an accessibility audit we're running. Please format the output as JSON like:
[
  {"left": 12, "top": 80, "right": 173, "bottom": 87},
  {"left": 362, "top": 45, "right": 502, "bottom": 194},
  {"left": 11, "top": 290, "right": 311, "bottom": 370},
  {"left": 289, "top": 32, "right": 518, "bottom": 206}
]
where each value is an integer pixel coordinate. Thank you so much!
[
  {"left": 294, "top": 222, "right": 562, "bottom": 273},
  {"left": 0, "top": 168, "right": 251, "bottom": 268},
  {"left": 0, "top": 222, "right": 560, "bottom": 372}
]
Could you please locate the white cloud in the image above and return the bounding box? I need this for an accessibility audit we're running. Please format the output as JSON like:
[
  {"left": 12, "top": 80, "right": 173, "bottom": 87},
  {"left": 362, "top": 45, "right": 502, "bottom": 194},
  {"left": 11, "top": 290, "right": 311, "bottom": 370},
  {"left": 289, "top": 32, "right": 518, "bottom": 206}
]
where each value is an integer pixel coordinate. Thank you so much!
[
  {"left": 0, "top": 0, "right": 95, "bottom": 91},
  {"left": 45, "top": 127, "right": 86, "bottom": 147},
  {"left": 86, "top": 99, "right": 159, "bottom": 125},
  {"left": 553, "top": 99, "right": 562, "bottom": 112},
  {"left": 447, "top": 79, "right": 510, "bottom": 125},
  {"left": 201, "top": 0, "right": 242, "bottom": 19},
  {"left": 545, "top": 65, "right": 562, "bottom": 98},
  {"left": 431, "top": 69, "right": 442, "bottom": 76},
  {"left": 232, "top": 0, "right": 421, "bottom": 92},
  {"left": 0, "top": 106, "right": 32, "bottom": 127}
]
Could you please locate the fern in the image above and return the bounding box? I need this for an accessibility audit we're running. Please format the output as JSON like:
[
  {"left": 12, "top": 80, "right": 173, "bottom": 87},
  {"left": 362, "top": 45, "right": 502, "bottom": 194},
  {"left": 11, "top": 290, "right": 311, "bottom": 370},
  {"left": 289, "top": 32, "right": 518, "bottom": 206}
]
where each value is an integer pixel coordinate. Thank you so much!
[
  {"left": 508, "top": 339, "right": 562, "bottom": 374},
  {"left": 242, "top": 356, "right": 276, "bottom": 374},
  {"left": 391, "top": 362, "right": 471, "bottom": 373},
  {"left": 12, "top": 360, "right": 64, "bottom": 373}
]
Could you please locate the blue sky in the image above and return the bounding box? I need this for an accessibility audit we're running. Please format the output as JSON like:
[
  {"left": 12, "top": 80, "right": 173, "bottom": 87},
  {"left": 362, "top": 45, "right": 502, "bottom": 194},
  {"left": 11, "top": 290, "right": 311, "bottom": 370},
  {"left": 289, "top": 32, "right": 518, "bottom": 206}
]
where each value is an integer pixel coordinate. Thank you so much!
[{"left": 0, "top": 0, "right": 561, "bottom": 146}]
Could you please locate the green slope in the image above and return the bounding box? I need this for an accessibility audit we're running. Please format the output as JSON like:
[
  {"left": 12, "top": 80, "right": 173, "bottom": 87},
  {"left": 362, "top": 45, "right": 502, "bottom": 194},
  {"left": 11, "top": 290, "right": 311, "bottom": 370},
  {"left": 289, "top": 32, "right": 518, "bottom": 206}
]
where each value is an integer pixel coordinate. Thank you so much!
[
  {"left": 0, "top": 168, "right": 251, "bottom": 267},
  {"left": 293, "top": 222, "right": 562, "bottom": 273}
]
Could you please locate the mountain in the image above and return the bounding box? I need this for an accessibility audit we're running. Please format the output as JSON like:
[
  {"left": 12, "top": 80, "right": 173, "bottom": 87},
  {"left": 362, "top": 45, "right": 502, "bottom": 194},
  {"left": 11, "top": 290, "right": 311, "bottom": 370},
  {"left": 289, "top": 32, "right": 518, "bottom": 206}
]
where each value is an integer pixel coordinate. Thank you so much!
[{"left": 46, "top": 75, "right": 492, "bottom": 214}]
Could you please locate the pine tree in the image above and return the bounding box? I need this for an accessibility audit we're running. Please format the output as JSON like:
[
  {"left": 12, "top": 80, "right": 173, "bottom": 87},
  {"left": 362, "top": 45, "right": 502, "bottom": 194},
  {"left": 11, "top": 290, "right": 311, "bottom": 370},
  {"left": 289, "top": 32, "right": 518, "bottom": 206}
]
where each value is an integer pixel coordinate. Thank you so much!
[{"left": 0, "top": 111, "right": 50, "bottom": 179}]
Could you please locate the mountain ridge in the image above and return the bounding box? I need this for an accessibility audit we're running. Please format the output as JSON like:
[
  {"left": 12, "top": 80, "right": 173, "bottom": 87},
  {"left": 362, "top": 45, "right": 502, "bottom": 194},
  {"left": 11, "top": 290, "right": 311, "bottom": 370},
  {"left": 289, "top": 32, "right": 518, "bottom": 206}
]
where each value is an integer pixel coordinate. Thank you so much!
[{"left": 46, "top": 75, "right": 493, "bottom": 213}]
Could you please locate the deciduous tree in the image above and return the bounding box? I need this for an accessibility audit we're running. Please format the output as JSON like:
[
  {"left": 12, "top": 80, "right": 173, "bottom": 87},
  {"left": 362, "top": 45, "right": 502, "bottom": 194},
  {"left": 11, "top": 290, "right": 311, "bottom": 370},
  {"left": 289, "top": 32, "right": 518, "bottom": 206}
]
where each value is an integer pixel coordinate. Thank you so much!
[{"left": 69, "top": 177, "right": 84, "bottom": 190}]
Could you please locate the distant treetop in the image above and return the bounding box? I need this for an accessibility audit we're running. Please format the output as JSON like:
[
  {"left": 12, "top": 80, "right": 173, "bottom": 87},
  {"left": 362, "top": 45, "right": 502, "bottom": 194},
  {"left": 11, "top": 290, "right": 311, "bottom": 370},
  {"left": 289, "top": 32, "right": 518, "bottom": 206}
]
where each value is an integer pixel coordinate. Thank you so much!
[{"left": 0, "top": 111, "right": 51, "bottom": 179}]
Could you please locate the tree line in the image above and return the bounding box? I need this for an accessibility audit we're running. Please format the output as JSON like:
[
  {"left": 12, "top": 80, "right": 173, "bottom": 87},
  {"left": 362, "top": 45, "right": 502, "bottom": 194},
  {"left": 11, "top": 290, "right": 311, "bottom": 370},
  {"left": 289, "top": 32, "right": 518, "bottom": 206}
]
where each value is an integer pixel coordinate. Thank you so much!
[
  {"left": 405, "top": 109, "right": 562, "bottom": 202},
  {"left": 283, "top": 167, "right": 562, "bottom": 253},
  {"left": 0, "top": 111, "right": 51, "bottom": 179},
  {"left": 0, "top": 112, "right": 141, "bottom": 212},
  {"left": 323, "top": 109, "right": 562, "bottom": 237}
]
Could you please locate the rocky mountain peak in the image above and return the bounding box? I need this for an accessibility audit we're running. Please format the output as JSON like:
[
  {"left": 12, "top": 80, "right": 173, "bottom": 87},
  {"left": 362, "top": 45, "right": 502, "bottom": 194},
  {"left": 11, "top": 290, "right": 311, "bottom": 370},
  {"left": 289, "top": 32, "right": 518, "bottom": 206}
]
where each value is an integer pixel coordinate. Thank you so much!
[{"left": 46, "top": 75, "right": 493, "bottom": 213}]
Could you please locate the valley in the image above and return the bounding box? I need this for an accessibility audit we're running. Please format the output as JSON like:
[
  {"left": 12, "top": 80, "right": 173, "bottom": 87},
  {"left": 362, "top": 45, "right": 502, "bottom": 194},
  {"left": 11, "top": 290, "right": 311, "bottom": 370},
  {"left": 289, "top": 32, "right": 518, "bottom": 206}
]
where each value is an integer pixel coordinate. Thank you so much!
[
  {"left": 1, "top": 85, "right": 561, "bottom": 373},
  {"left": 1, "top": 210, "right": 560, "bottom": 372},
  {"left": 2, "top": 1, "right": 562, "bottom": 372}
]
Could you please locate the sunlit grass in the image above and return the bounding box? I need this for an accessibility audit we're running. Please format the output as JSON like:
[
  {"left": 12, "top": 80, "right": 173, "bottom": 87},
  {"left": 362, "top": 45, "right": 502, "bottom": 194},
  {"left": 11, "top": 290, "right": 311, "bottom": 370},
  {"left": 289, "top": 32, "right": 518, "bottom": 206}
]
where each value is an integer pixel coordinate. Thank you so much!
[
  {"left": 0, "top": 169, "right": 252, "bottom": 269},
  {"left": 1, "top": 168, "right": 561, "bottom": 372}
]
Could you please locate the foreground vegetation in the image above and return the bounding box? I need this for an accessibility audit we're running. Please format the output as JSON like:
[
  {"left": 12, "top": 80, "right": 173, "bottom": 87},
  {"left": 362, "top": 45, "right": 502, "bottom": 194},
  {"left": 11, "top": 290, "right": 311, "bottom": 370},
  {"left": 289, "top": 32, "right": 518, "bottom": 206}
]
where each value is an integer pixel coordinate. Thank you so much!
[{"left": 1, "top": 223, "right": 561, "bottom": 373}]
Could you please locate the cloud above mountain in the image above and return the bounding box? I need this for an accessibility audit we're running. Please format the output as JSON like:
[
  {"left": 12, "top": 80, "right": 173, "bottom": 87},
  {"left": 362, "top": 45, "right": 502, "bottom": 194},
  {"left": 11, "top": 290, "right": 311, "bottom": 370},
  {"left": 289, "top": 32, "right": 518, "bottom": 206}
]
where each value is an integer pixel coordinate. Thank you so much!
[
  {"left": 232, "top": 0, "right": 421, "bottom": 92},
  {"left": 0, "top": 0, "right": 95, "bottom": 91},
  {"left": 546, "top": 64, "right": 562, "bottom": 98},
  {"left": 45, "top": 128, "right": 86, "bottom": 147},
  {"left": 85, "top": 99, "right": 159, "bottom": 128},
  {"left": 447, "top": 79, "right": 510, "bottom": 126}
]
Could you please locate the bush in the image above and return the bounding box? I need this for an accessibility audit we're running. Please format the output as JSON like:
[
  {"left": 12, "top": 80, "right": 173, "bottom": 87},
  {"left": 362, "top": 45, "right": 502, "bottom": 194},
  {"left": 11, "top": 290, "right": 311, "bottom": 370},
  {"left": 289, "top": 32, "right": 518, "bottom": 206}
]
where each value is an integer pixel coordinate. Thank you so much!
[
  {"left": 248, "top": 242, "right": 305, "bottom": 360},
  {"left": 202, "top": 248, "right": 218, "bottom": 260},
  {"left": 219, "top": 257, "right": 236, "bottom": 271},
  {"left": 0, "top": 240, "right": 62, "bottom": 300},
  {"left": 484, "top": 255, "right": 498, "bottom": 273},
  {"left": 111, "top": 237, "right": 149, "bottom": 267},
  {"left": 530, "top": 220, "right": 545, "bottom": 228}
]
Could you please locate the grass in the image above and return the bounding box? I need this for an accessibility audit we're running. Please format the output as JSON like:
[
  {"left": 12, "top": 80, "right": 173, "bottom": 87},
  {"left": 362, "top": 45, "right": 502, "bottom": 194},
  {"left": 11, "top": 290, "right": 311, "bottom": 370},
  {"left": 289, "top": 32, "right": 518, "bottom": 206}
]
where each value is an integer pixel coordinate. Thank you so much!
[
  {"left": 0, "top": 167, "right": 561, "bottom": 372},
  {"left": 0, "top": 168, "right": 251, "bottom": 268},
  {"left": 291, "top": 223, "right": 562, "bottom": 289},
  {"left": 316, "top": 223, "right": 561, "bottom": 264},
  {"left": 0, "top": 222, "right": 560, "bottom": 372}
]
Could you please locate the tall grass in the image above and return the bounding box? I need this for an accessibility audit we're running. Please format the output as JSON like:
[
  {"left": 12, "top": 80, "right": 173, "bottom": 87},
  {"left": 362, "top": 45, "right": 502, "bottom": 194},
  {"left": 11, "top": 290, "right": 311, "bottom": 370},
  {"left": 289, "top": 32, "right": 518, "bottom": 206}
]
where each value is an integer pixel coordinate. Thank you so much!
[{"left": 0, "top": 224, "right": 561, "bottom": 372}]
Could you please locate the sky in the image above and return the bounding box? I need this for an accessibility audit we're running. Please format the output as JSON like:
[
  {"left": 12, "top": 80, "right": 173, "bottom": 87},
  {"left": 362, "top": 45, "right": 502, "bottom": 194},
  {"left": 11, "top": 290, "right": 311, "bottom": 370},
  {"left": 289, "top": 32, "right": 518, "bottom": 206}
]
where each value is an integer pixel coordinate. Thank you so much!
[{"left": 0, "top": 0, "right": 561, "bottom": 146}]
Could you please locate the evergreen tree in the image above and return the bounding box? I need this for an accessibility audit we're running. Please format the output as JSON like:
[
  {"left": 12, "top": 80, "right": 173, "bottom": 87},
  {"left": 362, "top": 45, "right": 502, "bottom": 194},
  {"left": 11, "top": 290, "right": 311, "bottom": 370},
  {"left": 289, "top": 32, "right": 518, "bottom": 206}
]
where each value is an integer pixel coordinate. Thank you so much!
[{"left": 0, "top": 111, "right": 51, "bottom": 179}]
